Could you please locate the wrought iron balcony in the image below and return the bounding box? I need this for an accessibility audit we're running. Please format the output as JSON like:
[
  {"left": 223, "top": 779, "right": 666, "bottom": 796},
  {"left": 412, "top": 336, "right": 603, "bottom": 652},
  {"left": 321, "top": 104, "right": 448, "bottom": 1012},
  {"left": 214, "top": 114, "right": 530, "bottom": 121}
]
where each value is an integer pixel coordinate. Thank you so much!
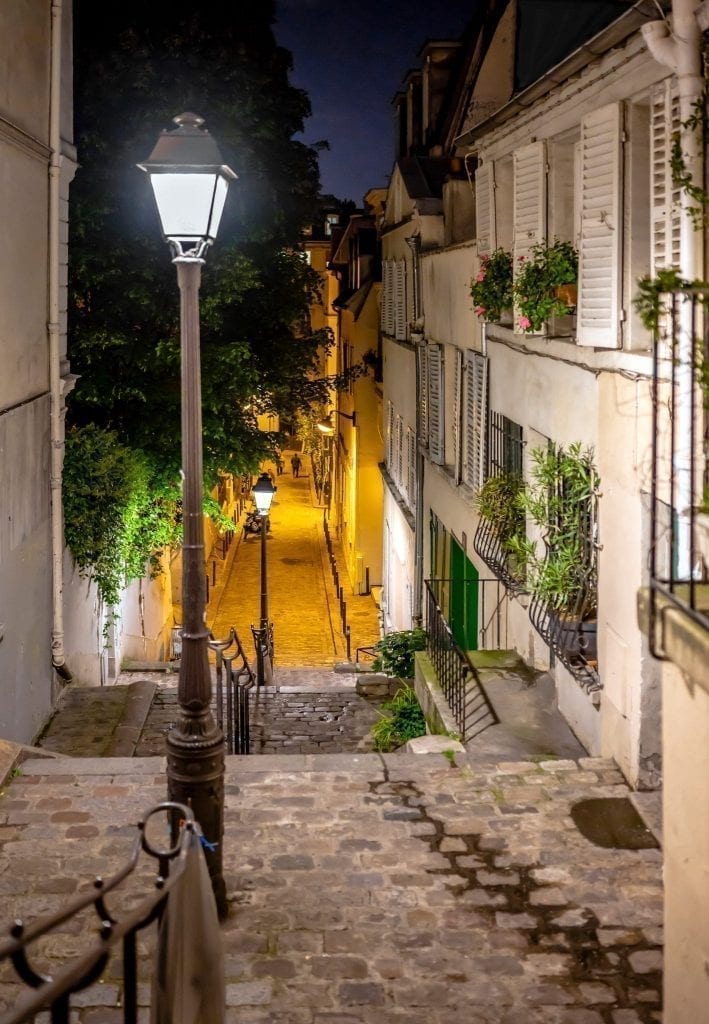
[{"left": 646, "top": 287, "right": 709, "bottom": 660}]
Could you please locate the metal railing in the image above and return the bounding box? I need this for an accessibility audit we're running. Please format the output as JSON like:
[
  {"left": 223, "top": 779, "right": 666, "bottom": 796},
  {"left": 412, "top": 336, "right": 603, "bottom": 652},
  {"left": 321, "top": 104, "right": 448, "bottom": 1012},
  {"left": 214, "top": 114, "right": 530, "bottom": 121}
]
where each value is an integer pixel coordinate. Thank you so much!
[
  {"left": 649, "top": 287, "right": 709, "bottom": 653},
  {"left": 528, "top": 583, "right": 600, "bottom": 692},
  {"left": 323, "top": 514, "right": 352, "bottom": 660},
  {"left": 0, "top": 803, "right": 201, "bottom": 1024},
  {"left": 424, "top": 581, "right": 498, "bottom": 741},
  {"left": 473, "top": 512, "right": 527, "bottom": 595},
  {"left": 210, "top": 629, "right": 254, "bottom": 753}
]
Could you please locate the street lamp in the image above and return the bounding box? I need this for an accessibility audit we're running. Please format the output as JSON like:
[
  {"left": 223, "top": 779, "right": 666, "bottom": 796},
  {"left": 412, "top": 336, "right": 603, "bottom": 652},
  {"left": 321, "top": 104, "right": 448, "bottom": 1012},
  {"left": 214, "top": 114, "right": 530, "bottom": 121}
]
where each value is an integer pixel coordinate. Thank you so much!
[
  {"left": 252, "top": 472, "right": 277, "bottom": 686},
  {"left": 138, "top": 112, "right": 236, "bottom": 918},
  {"left": 317, "top": 409, "right": 357, "bottom": 433}
]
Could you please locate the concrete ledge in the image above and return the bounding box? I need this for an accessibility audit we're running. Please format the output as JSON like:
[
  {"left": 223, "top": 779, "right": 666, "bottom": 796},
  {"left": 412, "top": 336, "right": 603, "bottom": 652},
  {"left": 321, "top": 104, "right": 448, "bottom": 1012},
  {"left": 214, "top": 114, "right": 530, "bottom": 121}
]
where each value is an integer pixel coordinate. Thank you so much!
[
  {"left": 638, "top": 587, "right": 709, "bottom": 694},
  {"left": 413, "top": 651, "right": 462, "bottom": 740},
  {"left": 403, "top": 735, "right": 466, "bottom": 757},
  {"left": 108, "top": 680, "right": 157, "bottom": 757},
  {"left": 355, "top": 674, "right": 401, "bottom": 698},
  {"left": 0, "top": 740, "right": 66, "bottom": 787}
]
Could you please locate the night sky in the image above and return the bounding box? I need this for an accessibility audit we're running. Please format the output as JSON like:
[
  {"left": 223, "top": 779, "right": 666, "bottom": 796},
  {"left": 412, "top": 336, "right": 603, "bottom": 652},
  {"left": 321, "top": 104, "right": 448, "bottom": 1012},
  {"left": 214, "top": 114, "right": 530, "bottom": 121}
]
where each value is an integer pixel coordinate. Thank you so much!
[{"left": 273, "top": 1, "right": 481, "bottom": 205}]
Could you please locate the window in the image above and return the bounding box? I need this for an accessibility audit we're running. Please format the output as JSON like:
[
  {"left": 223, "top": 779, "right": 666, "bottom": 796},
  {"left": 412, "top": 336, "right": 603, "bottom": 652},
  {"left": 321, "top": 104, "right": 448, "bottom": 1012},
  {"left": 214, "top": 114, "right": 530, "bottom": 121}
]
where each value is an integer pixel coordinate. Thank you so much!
[
  {"left": 487, "top": 412, "right": 524, "bottom": 478},
  {"left": 394, "top": 261, "right": 407, "bottom": 341},
  {"left": 386, "top": 400, "right": 395, "bottom": 470}
]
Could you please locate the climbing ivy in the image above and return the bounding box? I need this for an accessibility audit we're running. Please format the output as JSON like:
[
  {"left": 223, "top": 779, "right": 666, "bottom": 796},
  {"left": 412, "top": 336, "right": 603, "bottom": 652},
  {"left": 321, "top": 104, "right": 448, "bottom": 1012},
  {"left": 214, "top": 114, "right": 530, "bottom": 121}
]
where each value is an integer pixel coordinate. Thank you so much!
[{"left": 63, "top": 424, "right": 182, "bottom": 606}]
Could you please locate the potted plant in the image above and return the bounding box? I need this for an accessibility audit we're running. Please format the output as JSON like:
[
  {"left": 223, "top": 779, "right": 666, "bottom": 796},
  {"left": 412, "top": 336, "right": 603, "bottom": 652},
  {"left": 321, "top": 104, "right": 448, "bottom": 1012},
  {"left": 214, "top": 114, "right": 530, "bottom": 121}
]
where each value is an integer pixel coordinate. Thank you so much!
[
  {"left": 475, "top": 473, "right": 527, "bottom": 584},
  {"left": 516, "top": 443, "right": 599, "bottom": 659},
  {"left": 470, "top": 249, "right": 513, "bottom": 324},
  {"left": 513, "top": 239, "right": 578, "bottom": 334}
]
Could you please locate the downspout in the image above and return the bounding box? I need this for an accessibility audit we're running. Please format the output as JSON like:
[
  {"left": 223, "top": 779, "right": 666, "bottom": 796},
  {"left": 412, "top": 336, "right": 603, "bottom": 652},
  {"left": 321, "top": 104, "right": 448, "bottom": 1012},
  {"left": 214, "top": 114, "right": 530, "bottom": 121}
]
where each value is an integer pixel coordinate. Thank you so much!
[
  {"left": 642, "top": 0, "right": 705, "bottom": 577},
  {"left": 405, "top": 234, "right": 425, "bottom": 627},
  {"left": 49, "top": 0, "right": 72, "bottom": 682}
]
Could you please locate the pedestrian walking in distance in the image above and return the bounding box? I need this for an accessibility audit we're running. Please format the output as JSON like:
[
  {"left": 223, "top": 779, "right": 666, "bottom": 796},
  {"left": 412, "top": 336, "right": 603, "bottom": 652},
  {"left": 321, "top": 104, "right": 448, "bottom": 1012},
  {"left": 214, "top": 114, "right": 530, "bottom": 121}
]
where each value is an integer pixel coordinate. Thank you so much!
[{"left": 290, "top": 454, "right": 302, "bottom": 478}]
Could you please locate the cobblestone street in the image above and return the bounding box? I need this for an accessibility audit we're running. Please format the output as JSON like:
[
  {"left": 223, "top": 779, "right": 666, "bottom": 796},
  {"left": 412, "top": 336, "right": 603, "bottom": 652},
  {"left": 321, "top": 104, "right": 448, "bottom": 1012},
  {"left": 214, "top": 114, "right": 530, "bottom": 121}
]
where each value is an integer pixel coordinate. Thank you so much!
[
  {"left": 0, "top": 752, "right": 663, "bottom": 1023},
  {"left": 210, "top": 457, "right": 380, "bottom": 669}
]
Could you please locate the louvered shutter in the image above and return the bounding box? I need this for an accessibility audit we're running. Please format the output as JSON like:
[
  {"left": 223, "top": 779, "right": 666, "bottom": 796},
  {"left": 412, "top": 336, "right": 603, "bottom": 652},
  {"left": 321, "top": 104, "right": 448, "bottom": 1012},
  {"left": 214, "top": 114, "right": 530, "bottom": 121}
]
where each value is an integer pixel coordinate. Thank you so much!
[
  {"left": 396, "top": 415, "right": 404, "bottom": 485},
  {"left": 386, "top": 261, "right": 396, "bottom": 337},
  {"left": 577, "top": 102, "right": 623, "bottom": 348},
  {"left": 513, "top": 141, "right": 547, "bottom": 333},
  {"left": 380, "top": 260, "right": 388, "bottom": 330},
  {"left": 475, "top": 162, "right": 496, "bottom": 255},
  {"left": 464, "top": 351, "right": 488, "bottom": 489},
  {"left": 428, "top": 345, "right": 445, "bottom": 465},
  {"left": 418, "top": 344, "right": 429, "bottom": 446},
  {"left": 651, "top": 80, "right": 681, "bottom": 274},
  {"left": 452, "top": 349, "right": 463, "bottom": 485},
  {"left": 386, "top": 401, "right": 395, "bottom": 470},
  {"left": 394, "top": 261, "right": 407, "bottom": 340},
  {"left": 406, "top": 427, "right": 416, "bottom": 505}
]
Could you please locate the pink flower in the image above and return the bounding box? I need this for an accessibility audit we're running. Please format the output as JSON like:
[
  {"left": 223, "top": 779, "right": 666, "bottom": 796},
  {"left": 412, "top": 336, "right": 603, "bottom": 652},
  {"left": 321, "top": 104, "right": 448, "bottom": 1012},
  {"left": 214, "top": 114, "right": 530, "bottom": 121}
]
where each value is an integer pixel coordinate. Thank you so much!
[
  {"left": 518, "top": 316, "right": 532, "bottom": 330},
  {"left": 517, "top": 255, "right": 525, "bottom": 262},
  {"left": 480, "top": 254, "right": 490, "bottom": 264},
  {"left": 475, "top": 270, "right": 486, "bottom": 283},
  {"left": 474, "top": 306, "right": 486, "bottom": 317}
]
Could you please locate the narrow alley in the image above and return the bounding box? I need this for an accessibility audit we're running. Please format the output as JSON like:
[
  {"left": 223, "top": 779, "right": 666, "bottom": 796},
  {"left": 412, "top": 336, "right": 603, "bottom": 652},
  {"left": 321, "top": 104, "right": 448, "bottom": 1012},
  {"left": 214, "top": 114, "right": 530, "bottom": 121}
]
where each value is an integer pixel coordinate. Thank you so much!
[{"left": 210, "top": 453, "right": 381, "bottom": 670}]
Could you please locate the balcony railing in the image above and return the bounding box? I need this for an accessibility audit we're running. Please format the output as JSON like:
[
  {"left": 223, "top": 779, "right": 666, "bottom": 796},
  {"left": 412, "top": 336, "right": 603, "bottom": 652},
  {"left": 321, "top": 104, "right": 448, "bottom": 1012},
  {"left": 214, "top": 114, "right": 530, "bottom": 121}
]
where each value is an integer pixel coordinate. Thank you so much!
[
  {"left": 0, "top": 803, "right": 218, "bottom": 1024},
  {"left": 649, "top": 287, "right": 709, "bottom": 652},
  {"left": 424, "top": 580, "right": 498, "bottom": 740}
]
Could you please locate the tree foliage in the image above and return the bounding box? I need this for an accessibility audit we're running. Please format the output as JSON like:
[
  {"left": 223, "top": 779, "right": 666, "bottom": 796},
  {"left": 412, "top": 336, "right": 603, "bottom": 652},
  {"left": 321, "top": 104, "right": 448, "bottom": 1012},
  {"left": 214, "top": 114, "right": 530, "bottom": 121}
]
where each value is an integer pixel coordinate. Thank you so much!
[{"left": 69, "top": 0, "right": 331, "bottom": 482}]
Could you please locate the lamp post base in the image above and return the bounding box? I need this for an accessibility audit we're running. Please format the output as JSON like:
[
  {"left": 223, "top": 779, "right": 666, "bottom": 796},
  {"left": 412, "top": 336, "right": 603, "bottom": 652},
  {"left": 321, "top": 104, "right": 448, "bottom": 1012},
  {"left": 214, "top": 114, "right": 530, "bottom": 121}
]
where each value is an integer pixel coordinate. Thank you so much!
[{"left": 166, "top": 705, "right": 228, "bottom": 920}]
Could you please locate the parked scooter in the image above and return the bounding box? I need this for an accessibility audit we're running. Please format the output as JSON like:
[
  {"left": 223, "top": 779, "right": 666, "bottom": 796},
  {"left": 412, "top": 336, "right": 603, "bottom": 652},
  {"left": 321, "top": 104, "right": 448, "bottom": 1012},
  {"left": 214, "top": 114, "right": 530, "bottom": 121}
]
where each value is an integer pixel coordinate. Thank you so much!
[{"left": 243, "top": 508, "right": 270, "bottom": 536}]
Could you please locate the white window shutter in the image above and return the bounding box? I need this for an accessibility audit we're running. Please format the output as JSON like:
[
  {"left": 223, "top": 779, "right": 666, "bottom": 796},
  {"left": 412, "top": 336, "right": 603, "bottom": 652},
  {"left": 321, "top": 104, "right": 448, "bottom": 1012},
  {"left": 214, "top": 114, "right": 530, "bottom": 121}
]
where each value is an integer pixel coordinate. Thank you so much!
[
  {"left": 386, "top": 400, "right": 395, "bottom": 470},
  {"left": 452, "top": 349, "right": 463, "bottom": 485},
  {"left": 406, "top": 427, "right": 416, "bottom": 506},
  {"left": 380, "top": 260, "right": 388, "bottom": 330},
  {"left": 396, "top": 415, "right": 403, "bottom": 484},
  {"left": 386, "top": 261, "right": 396, "bottom": 337},
  {"left": 577, "top": 102, "right": 623, "bottom": 348},
  {"left": 395, "top": 261, "right": 406, "bottom": 341},
  {"left": 475, "top": 162, "right": 496, "bottom": 255},
  {"left": 464, "top": 351, "right": 488, "bottom": 489},
  {"left": 651, "top": 80, "right": 681, "bottom": 274},
  {"left": 513, "top": 141, "right": 547, "bottom": 333},
  {"left": 418, "top": 344, "right": 429, "bottom": 446},
  {"left": 427, "top": 344, "right": 445, "bottom": 465}
]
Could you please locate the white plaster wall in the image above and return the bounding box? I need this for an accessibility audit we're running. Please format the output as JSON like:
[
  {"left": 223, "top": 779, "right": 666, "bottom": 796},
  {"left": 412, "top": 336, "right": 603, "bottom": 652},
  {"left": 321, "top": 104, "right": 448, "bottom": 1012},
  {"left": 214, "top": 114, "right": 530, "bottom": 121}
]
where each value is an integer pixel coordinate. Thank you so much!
[
  {"left": 382, "top": 335, "right": 417, "bottom": 443},
  {"left": 119, "top": 564, "right": 174, "bottom": 664},
  {"left": 662, "top": 663, "right": 709, "bottom": 1023},
  {"left": 62, "top": 553, "right": 104, "bottom": 688},
  {"left": 421, "top": 244, "right": 479, "bottom": 350},
  {"left": 382, "top": 491, "right": 414, "bottom": 632}
]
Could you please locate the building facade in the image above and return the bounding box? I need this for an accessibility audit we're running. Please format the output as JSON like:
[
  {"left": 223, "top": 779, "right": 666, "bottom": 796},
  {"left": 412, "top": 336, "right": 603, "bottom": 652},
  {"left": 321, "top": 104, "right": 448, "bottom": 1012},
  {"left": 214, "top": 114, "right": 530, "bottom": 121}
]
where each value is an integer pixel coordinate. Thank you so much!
[{"left": 0, "top": 1, "right": 77, "bottom": 741}]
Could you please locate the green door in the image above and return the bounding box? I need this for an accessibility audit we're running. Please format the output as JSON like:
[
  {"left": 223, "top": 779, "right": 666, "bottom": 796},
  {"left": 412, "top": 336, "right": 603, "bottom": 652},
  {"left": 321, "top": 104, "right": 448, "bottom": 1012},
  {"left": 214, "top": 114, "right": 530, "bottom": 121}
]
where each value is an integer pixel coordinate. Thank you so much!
[{"left": 449, "top": 539, "right": 479, "bottom": 651}]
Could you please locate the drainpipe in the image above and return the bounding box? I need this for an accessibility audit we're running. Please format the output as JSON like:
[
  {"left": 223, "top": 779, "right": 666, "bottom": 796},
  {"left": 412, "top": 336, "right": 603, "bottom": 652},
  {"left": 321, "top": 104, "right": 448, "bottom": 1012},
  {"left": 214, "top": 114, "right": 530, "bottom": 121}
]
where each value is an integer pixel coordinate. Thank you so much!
[
  {"left": 642, "top": 0, "right": 704, "bottom": 578},
  {"left": 48, "top": 0, "right": 72, "bottom": 682},
  {"left": 405, "top": 234, "right": 425, "bottom": 627}
]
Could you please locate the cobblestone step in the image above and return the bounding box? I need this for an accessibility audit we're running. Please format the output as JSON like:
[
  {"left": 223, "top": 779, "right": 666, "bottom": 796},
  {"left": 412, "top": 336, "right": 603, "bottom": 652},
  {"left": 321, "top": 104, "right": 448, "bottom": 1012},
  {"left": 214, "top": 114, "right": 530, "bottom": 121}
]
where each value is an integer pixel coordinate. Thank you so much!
[{"left": 0, "top": 752, "right": 663, "bottom": 1023}]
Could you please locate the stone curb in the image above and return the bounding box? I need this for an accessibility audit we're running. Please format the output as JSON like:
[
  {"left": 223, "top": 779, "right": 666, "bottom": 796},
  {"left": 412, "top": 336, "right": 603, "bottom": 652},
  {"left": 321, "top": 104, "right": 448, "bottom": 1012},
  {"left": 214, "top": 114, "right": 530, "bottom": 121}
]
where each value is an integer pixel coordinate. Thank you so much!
[
  {"left": 0, "top": 739, "right": 67, "bottom": 787},
  {"left": 107, "top": 680, "right": 158, "bottom": 757}
]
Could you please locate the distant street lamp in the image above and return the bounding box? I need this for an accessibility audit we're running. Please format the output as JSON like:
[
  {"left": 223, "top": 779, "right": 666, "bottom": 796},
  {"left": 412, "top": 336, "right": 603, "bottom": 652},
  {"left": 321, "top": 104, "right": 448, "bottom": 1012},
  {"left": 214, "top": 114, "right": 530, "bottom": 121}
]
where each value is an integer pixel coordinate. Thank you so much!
[
  {"left": 138, "top": 112, "right": 236, "bottom": 919},
  {"left": 252, "top": 472, "right": 277, "bottom": 686}
]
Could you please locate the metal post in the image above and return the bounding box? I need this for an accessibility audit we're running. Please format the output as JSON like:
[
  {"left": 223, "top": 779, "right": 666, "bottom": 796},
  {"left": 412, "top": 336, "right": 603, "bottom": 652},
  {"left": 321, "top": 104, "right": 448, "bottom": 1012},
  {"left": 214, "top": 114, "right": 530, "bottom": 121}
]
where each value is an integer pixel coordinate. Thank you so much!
[
  {"left": 256, "top": 512, "right": 271, "bottom": 686},
  {"left": 166, "top": 258, "right": 226, "bottom": 919}
]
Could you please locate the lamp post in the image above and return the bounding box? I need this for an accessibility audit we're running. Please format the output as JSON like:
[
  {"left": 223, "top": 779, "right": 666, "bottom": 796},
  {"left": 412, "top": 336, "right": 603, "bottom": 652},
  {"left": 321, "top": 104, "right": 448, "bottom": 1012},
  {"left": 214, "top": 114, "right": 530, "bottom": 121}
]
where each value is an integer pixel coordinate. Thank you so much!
[
  {"left": 138, "top": 113, "right": 236, "bottom": 918},
  {"left": 252, "top": 472, "right": 276, "bottom": 686}
]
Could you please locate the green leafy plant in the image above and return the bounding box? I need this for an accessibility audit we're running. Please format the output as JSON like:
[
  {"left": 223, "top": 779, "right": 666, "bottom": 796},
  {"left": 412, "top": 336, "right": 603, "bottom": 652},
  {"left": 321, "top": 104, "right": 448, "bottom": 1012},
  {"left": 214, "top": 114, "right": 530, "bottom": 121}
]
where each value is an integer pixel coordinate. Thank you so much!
[
  {"left": 371, "top": 628, "right": 427, "bottom": 679},
  {"left": 515, "top": 443, "right": 599, "bottom": 615},
  {"left": 470, "top": 249, "right": 513, "bottom": 323},
  {"left": 633, "top": 269, "right": 695, "bottom": 334},
  {"left": 670, "top": 91, "right": 708, "bottom": 230},
  {"left": 371, "top": 686, "right": 427, "bottom": 752},
  {"left": 475, "top": 473, "right": 527, "bottom": 581},
  {"left": 513, "top": 239, "right": 578, "bottom": 332}
]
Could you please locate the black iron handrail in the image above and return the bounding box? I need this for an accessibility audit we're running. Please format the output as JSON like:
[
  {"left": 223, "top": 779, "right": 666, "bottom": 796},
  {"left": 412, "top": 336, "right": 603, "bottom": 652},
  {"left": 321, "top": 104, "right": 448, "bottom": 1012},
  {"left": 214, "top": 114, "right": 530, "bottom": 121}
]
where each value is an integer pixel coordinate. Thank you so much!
[
  {"left": 424, "top": 581, "right": 498, "bottom": 741},
  {"left": 210, "top": 628, "right": 254, "bottom": 753},
  {"left": 0, "top": 803, "right": 195, "bottom": 1024},
  {"left": 649, "top": 287, "right": 709, "bottom": 653}
]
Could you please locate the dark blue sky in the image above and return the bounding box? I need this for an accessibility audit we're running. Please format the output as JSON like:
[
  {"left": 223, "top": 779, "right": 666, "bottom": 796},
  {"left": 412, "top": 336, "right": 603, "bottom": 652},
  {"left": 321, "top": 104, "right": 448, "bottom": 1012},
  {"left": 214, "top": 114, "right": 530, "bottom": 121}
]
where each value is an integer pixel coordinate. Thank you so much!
[{"left": 273, "top": 1, "right": 479, "bottom": 204}]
